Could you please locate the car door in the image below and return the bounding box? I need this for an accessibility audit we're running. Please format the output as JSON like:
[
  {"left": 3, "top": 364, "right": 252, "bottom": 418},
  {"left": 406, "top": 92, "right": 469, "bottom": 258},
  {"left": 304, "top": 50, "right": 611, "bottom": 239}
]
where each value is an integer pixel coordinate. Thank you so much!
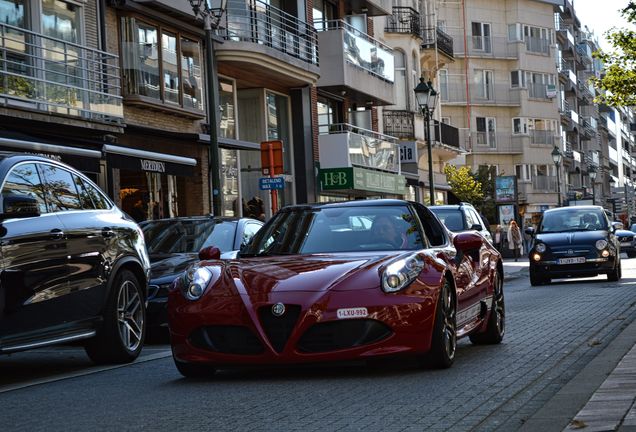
[
  {"left": 40, "top": 165, "right": 114, "bottom": 319},
  {"left": 0, "top": 162, "right": 71, "bottom": 337}
]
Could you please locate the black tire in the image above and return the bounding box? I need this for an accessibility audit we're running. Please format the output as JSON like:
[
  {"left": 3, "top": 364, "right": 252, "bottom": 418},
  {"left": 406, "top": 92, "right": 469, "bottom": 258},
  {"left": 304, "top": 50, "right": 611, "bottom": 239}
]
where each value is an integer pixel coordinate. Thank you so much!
[
  {"left": 608, "top": 258, "right": 622, "bottom": 281},
  {"left": 420, "top": 278, "right": 456, "bottom": 369},
  {"left": 174, "top": 358, "right": 217, "bottom": 378},
  {"left": 470, "top": 272, "right": 505, "bottom": 345},
  {"left": 85, "top": 270, "right": 146, "bottom": 364},
  {"left": 529, "top": 269, "right": 545, "bottom": 286}
]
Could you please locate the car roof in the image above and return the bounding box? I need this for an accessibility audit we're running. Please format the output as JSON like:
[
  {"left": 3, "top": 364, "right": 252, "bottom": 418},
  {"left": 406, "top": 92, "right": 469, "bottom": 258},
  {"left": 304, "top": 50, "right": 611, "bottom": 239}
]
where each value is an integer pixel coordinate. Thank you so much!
[
  {"left": 543, "top": 206, "right": 604, "bottom": 214},
  {"left": 280, "top": 199, "right": 410, "bottom": 211},
  {"left": 429, "top": 203, "right": 475, "bottom": 210},
  {"left": 140, "top": 216, "right": 260, "bottom": 224}
]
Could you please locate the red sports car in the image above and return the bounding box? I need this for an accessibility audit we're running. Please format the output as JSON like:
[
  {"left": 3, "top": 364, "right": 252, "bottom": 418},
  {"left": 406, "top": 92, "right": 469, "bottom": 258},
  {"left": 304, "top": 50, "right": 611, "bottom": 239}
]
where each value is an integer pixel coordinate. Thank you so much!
[{"left": 168, "top": 199, "right": 504, "bottom": 377}]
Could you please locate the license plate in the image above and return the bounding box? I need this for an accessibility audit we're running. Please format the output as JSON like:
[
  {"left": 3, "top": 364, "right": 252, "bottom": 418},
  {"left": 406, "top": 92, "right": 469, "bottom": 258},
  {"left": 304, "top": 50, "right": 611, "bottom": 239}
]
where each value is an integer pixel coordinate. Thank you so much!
[
  {"left": 557, "top": 257, "right": 586, "bottom": 265},
  {"left": 621, "top": 241, "right": 632, "bottom": 247}
]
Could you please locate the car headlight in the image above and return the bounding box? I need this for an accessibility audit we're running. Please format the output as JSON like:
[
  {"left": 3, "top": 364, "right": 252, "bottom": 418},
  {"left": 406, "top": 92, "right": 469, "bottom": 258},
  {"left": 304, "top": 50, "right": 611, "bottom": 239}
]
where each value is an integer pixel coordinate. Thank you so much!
[
  {"left": 182, "top": 266, "right": 214, "bottom": 301},
  {"left": 596, "top": 240, "right": 608, "bottom": 250},
  {"left": 535, "top": 243, "right": 546, "bottom": 253},
  {"left": 381, "top": 254, "right": 425, "bottom": 293}
]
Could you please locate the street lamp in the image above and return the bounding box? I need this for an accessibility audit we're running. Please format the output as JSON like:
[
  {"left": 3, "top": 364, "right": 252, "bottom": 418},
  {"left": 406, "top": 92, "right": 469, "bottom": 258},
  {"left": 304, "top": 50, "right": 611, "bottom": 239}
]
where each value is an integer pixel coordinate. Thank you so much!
[
  {"left": 414, "top": 77, "right": 438, "bottom": 205},
  {"left": 551, "top": 146, "right": 562, "bottom": 207},
  {"left": 588, "top": 164, "right": 597, "bottom": 205},
  {"left": 189, "top": 0, "right": 227, "bottom": 216}
]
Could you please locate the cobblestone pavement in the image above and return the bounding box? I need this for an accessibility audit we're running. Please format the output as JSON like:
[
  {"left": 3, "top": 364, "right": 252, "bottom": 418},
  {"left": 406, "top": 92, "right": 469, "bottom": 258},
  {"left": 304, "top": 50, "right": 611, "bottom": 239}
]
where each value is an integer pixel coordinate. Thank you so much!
[{"left": 1, "top": 259, "right": 636, "bottom": 432}]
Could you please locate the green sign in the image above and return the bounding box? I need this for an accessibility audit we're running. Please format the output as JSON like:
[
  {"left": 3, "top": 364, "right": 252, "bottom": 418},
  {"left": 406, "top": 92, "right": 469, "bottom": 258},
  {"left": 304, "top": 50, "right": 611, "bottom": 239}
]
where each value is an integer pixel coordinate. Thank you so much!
[
  {"left": 319, "top": 167, "right": 406, "bottom": 194},
  {"left": 319, "top": 167, "right": 353, "bottom": 190}
]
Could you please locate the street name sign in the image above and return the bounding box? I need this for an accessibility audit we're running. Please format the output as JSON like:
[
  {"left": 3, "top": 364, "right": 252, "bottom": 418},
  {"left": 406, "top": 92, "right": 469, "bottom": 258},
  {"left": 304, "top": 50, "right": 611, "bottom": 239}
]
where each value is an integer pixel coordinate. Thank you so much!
[{"left": 259, "top": 177, "right": 285, "bottom": 190}]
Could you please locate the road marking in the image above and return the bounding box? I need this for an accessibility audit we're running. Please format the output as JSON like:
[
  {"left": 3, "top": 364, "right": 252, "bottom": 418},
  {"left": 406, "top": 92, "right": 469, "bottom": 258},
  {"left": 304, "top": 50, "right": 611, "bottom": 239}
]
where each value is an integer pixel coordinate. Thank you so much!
[{"left": 0, "top": 350, "right": 172, "bottom": 394}]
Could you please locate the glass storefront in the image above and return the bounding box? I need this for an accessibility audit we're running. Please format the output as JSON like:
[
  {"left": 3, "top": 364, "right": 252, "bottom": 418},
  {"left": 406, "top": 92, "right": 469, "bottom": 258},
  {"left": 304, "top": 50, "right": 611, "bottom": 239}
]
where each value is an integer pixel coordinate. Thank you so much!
[{"left": 118, "top": 169, "right": 183, "bottom": 222}]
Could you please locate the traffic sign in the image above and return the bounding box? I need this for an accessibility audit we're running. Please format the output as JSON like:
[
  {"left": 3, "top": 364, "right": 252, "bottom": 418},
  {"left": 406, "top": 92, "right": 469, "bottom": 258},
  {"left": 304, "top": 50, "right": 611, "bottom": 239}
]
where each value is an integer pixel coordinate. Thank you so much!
[{"left": 259, "top": 177, "right": 285, "bottom": 190}]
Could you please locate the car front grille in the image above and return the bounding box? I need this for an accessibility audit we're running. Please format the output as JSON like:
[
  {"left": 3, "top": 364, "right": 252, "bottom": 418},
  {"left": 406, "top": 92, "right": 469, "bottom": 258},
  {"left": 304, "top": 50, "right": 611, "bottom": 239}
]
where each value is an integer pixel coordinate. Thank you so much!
[
  {"left": 297, "top": 319, "right": 392, "bottom": 353},
  {"left": 188, "top": 326, "right": 264, "bottom": 355},
  {"left": 257, "top": 304, "right": 301, "bottom": 353}
]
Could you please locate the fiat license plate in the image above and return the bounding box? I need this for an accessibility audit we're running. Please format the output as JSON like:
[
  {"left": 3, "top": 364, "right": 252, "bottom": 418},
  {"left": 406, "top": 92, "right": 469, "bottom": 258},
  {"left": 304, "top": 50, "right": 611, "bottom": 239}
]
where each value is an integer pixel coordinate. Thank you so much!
[
  {"left": 621, "top": 241, "right": 632, "bottom": 247},
  {"left": 557, "top": 257, "right": 586, "bottom": 265}
]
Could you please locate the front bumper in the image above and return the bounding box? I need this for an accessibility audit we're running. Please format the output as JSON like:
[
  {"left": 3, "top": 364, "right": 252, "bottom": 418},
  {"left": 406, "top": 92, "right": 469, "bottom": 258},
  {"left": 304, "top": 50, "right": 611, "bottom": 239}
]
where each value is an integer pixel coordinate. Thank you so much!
[
  {"left": 168, "top": 287, "right": 437, "bottom": 366},
  {"left": 531, "top": 256, "right": 615, "bottom": 278}
]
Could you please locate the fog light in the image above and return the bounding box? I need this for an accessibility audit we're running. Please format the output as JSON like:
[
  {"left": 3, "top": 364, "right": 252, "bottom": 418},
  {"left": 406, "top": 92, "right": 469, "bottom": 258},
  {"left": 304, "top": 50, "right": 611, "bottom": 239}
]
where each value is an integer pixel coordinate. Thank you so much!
[
  {"left": 532, "top": 253, "right": 541, "bottom": 262},
  {"left": 601, "top": 249, "right": 610, "bottom": 258}
]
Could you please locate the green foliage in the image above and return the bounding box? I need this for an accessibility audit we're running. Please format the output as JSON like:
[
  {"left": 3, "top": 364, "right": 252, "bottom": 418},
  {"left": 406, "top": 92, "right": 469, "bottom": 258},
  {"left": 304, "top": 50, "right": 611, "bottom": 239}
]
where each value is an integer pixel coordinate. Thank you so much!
[
  {"left": 592, "top": 1, "right": 636, "bottom": 107},
  {"left": 475, "top": 165, "right": 497, "bottom": 226},
  {"left": 443, "top": 164, "right": 484, "bottom": 204}
]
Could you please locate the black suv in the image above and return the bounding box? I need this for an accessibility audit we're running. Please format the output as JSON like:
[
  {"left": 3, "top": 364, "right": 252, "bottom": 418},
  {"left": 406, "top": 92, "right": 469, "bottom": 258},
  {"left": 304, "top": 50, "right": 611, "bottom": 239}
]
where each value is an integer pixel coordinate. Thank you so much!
[
  {"left": 0, "top": 155, "right": 150, "bottom": 364},
  {"left": 430, "top": 203, "right": 493, "bottom": 243}
]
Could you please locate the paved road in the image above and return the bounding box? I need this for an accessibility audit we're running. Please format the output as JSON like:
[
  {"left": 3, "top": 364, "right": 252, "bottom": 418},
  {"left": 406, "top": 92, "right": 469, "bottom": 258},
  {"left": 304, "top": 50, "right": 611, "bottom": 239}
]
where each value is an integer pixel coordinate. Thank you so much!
[{"left": 2, "top": 259, "right": 636, "bottom": 432}]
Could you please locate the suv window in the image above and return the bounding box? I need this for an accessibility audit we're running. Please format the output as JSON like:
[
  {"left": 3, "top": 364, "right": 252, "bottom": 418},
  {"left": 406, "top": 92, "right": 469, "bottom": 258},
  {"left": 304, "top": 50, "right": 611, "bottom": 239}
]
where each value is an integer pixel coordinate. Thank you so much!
[
  {"left": 243, "top": 222, "right": 262, "bottom": 246},
  {"left": 73, "top": 175, "right": 110, "bottom": 210},
  {"left": 464, "top": 208, "right": 477, "bottom": 228},
  {"left": 1, "top": 163, "right": 48, "bottom": 214},
  {"left": 468, "top": 209, "right": 483, "bottom": 229},
  {"left": 39, "top": 164, "right": 82, "bottom": 212}
]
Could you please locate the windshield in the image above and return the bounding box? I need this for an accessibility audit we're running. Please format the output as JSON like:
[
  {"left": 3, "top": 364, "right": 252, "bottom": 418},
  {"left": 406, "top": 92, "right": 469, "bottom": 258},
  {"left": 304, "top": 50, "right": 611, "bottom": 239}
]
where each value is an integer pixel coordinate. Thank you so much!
[
  {"left": 538, "top": 209, "right": 608, "bottom": 233},
  {"left": 142, "top": 219, "right": 236, "bottom": 254},
  {"left": 429, "top": 209, "right": 465, "bottom": 231},
  {"left": 241, "top": 205, "right": 424, "bottom": 256}
]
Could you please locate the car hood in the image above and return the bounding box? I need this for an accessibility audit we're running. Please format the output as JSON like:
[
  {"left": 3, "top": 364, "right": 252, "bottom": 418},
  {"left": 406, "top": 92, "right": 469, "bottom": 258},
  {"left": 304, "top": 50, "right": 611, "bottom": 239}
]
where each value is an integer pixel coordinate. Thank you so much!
[
  {"left": 150, "top": 253, "right": 199, "bottom": 281},
  {"left": 615, "top": 230, "right": 634, "bottom": 239},
  {"left": 213, "top": 252, "right": 403, "bottom": 295},
  {"left": 535, "top": 230, "right": 608, "bottom": 247}
]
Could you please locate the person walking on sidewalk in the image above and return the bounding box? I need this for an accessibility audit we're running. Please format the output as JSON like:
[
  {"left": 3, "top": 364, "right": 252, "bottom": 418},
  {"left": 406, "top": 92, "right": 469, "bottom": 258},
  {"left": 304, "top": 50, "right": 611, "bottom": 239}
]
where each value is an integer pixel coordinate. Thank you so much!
[
  {"left": 507, "top": 220, "right": 523, "bottom": 261},
  {"left": 494, "top": 225, "right": 504, "bottom": 253}
]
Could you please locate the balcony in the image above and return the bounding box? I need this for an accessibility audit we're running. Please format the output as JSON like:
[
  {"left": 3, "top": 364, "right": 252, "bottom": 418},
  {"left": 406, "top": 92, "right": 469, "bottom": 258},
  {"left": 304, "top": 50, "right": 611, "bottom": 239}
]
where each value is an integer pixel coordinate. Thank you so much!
[
  {"left": 385, "top": 7, "right": 421, "bottom": 38},
  {"left": 344, "top": 0, "right": 391, "bottom": 16},
  {"left": 316, "top": 20, "right": 394, "bottom": 105},
  {"left": 452, "top": 35, "right": 518, "bottom": 59},
  {"left": 576, "top": 43, "right": 593, "bottom": 65},
  {"left": 578, "top": 81, "right": 595, "bottom": 104},
  {"left": 433, "top": 121, "right": 461, "bottom": 149},
  {"left": 319, "top": 123, "right": 399, "bottom": 173},
  {"left": 532, "top": 176, "right": 557, "bottom": 191},
  {"left": 0, "top": 22, "right": 123, "bottom": 124},
  {"left": 555, "top": 15, "right": 576, "bottom": 48},
  {"left": 442, "top": 77, "right": 520, "bottom": 106},
  {"left": 422, "top": 27, "right": 454, "bottom": 59},
  {"left": 382, "top": 111, "right": 461, "bottom": 150},
  {"left": 531, "top": 130, "right": 559, "bottom": 146},
  {"left": 215, "top": 0, "right": 319, "bottom": 87},
  {"left": 581, "top": 117, "right": 596, "bottom": 138},
  {"left": 472, "top": 133, "right": 523, "bottom": 154}
]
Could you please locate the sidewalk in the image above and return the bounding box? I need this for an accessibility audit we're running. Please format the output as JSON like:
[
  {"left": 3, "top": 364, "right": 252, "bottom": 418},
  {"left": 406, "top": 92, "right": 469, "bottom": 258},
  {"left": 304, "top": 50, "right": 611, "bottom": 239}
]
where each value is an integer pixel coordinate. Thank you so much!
[{"left": 502, "top": 257, "right": 529, "bottom": 282}]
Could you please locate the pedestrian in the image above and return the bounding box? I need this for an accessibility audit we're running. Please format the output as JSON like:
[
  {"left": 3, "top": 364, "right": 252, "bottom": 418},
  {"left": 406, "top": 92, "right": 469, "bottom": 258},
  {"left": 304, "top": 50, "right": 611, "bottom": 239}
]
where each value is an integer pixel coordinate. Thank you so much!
[
  {"left": 494, "top": 225, "right": 503, "bottom": 253},
  {"left": 507, "top": 220, "right": 522, "bottom": 261}
]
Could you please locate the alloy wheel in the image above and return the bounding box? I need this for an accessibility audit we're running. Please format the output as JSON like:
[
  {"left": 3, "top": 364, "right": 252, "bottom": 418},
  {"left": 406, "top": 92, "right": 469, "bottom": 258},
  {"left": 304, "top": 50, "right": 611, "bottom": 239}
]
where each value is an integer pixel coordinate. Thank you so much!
[
  {"left": 117, "top": 280, "right": 144, "bottom": 352},
  {"left": 442, "top": 284, "right": 457, "bottom": 360}
]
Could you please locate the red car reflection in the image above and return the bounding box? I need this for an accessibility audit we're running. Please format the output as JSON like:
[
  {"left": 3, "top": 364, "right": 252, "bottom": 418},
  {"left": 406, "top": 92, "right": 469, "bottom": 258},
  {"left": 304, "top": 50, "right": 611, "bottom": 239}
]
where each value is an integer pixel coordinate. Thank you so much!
[{"left": 168, "top": 200, "right": 504, "bottom": 377}]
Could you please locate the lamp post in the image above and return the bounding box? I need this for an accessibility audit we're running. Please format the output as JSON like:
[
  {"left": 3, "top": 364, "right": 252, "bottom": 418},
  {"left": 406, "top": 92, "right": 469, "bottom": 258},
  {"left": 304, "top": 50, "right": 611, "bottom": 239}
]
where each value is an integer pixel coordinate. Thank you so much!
[
  {"left": 414, "top": 77, "right": 438, "bottom": 205},
  {"left": 588, "top": 164, "right": 597, "bottom": 205},
  {"left": 189, "top": 0, "right": 227, "bottom": 216},
  {"left": 552, "top": 146, "right": 562, "bottom": 207}
]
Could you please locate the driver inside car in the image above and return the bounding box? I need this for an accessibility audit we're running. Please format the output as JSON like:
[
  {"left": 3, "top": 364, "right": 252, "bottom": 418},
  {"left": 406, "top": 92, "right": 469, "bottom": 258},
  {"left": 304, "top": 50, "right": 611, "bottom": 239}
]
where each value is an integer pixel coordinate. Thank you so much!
[
  {"left": 581, "top": 213, "right": 599, "bottom": 230},
  {"left": 371, "top": 215, "right": 408, "bottom": 249}
]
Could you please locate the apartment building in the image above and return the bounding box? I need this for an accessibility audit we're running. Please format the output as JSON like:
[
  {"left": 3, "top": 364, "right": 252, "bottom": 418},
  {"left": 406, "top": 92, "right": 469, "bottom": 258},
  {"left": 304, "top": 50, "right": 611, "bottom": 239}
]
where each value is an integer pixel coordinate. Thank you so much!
[
  {"left": 436, "top": 0, "right": 563, "bottom": 226},
  {"left": 380, "top": 0, "right": 463, "bottom": 205}
]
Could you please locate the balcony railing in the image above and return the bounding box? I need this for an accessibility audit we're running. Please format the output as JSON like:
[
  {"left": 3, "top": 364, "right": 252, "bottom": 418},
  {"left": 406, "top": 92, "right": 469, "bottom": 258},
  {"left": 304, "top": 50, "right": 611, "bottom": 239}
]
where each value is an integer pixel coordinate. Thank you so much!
[
  {"left": 319, "top": 123, "right": 400, "bottom": 173},
  {"left": 452, "top": 35, "right": 518, "bottom": 58},
  {"left": 442, "top": 77, "right": 520, "bottom": 106},
  {"left": 0, "top": 22, "right": 122, "bottom": 123},
  {"left": 576, "top": 43, "right": 593, "bottom": 64},
  {"left": 383, "top": 110, "right": 415, "bottom": 139},
  {"left": 422, "top": 27, "right": 454, "bottom": 58},
  {"left": 433, "top": 121, "right": 460, "bottom": 149},
  {"left": 532, "top": 176, "right": 557, "bottom": 191},
  {"left": 385, "top": 7, "right": 421, "bottom": 37},
  {"left": 218, "top": 0, "right": 318, "bottom": 66},
  {"left": 472, "top": 133, "right": 523, "bottom": 153},
  {"left": 317, "top": 20, "right": 394, "bottom": 82},
  {"left": 531, "top": 130, "right": 558, "bottom": 145}
]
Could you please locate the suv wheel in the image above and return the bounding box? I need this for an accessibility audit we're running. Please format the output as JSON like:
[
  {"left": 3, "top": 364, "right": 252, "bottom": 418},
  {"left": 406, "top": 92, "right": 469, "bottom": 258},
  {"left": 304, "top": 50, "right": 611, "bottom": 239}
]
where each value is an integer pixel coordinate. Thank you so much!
[{"left": 85, "top": 270, "right": 145, "bottom": 364}]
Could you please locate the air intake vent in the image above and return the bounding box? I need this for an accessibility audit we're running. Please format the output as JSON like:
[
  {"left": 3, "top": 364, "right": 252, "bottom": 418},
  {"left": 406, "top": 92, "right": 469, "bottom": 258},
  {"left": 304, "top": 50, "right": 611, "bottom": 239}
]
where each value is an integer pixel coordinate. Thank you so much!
[{"left": 257, "top": 304, "right": 301, "bottom": 353}]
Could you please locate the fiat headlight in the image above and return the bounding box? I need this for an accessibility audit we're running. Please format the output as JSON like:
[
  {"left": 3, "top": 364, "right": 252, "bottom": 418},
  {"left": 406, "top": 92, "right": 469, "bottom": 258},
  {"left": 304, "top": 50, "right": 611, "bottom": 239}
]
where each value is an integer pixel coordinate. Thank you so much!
[
  {"left": 182, "top": 266, "right": 214, "bottom": 301},
  {"left": 381, "top": 254, "right": 425, "bottom": 293},
  {"left": 596, "top": 239, "right": 608, "bottom": 250},
  {"left": 535, "top": 243, "right": 546, "bottom": 253}
]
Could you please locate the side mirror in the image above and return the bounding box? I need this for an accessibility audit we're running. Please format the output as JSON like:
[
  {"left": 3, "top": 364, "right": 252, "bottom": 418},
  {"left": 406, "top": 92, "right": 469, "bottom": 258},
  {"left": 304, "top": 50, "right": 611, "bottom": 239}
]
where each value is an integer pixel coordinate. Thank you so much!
[
  {"left": 612, "top": 221, "right": 624, "bottom": 231},
  {"left": 453, "top": 232, "right": 483, "bottom": 252},
  {"left": 198, "top": 246, "right": 221, "bottom": 261},
  {"left": 470, "top": 224, "right": 483, "bottom": 231},
  {"left": 525, "top": 227, "right": 535, "bottom": 236},
  {"left": 0, "top": 194, "right": 40, "bottom": 219}
]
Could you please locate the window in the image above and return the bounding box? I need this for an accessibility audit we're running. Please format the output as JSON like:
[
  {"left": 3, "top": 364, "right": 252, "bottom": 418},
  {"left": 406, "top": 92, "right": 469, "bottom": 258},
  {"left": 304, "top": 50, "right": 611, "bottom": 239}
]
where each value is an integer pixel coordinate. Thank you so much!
[
  {"left": 243, "top": 222, "right": 262, "bottom": 246},
  {"left": 39, "top": 164, "right": 82, "bottom": 212},
  {"left": 219, "top": 78, "right": 236, "bottom": 139},
  {"left": 73, "top": 175, "right": 111, "bottom": 210},
  {"left": 524, "top": 24, "right": 550, "bottom": 54},
  {"left": 393, "top": 50, "right": 407, "bottom": 109},
  {"left": 475, "top": 70, "right": 493, "bottom": 100},
  {"left": 472, "top": 22, "right": 491, "bottom": 52},
  {"left": 1, "top": 163, "right": 48, "bottom": 214},
  {"left": 515, "top": 164, "right": 531, "bottom": 181},
  {"left": 317, "top": 96, "right": 339, "bottom": 134},
  {"left": 508, "top": 23, "right": 522, "bottom": 42},
  {"left": 121, "top": 17, "right": 203, "bottom": 111},
  {"left": 510, "top": 70, "right": 526, "bottom": 88},
  {"left": 439, "top": 69, "right": 449, "bottom": 102},
  {"left": 476, "top": 117, "right": 496, "bottom": 147},
  {"left": 513, "top": 118, "right": 528, "bottom": 135},
  {"left": 441, "top": 116, "right": 450, "bottom": 124},
  {"left": 312, "top": 0, "right": 335, "bottom": 31}
]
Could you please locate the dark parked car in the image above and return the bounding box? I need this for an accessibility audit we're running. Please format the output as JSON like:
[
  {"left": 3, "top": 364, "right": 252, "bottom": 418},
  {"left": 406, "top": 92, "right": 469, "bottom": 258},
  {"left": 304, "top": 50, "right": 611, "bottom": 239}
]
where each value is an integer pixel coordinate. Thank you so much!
[
  {"left": 168, "top": 199, "right": 505, "bottom": 377},
  {"left": 430, "top": 203, "right": 492, "bottom": 243},
  {"left": 526, "top": 206, "right": 621, "bottom": 285},
  {"left": 0, "top": 155, "right": 150, "bottom": 363},
  {"left": 140, "top": 216, "right": 263, "bottom": 332},
  {"left": 615, "top": 229, "right": 636, "bottom": 258}
]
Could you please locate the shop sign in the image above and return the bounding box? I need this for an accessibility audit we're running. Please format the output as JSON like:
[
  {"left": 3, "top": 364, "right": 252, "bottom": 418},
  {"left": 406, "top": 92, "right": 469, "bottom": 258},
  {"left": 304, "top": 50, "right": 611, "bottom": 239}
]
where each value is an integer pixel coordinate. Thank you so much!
[
  {"left": 352, "top": 167, "right": 406, "bottom": 195},
  {"left": 399, "top": 142, "right": 417, "bottom": 164},
  {"left": 319, "top": 168, "right": 353, "bottom": 190},
  {"left": 140, "top": 159, "right": 166, "bottom": 173},
  {"left": 495, "top": 176, "right": 517, "bottom": 202}
]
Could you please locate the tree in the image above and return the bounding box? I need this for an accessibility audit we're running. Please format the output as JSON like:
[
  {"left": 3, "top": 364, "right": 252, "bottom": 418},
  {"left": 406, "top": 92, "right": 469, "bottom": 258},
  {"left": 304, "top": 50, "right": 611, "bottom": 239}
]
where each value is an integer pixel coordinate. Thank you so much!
[
  {"left": 593, "top": 1, "right": 636, "bottom": 107},
  {"left": 443, "top": 165, "right": 484, "bottom": 204},
  {"left": 475, "top": 165, "right": 497, "bottom": 226}
]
